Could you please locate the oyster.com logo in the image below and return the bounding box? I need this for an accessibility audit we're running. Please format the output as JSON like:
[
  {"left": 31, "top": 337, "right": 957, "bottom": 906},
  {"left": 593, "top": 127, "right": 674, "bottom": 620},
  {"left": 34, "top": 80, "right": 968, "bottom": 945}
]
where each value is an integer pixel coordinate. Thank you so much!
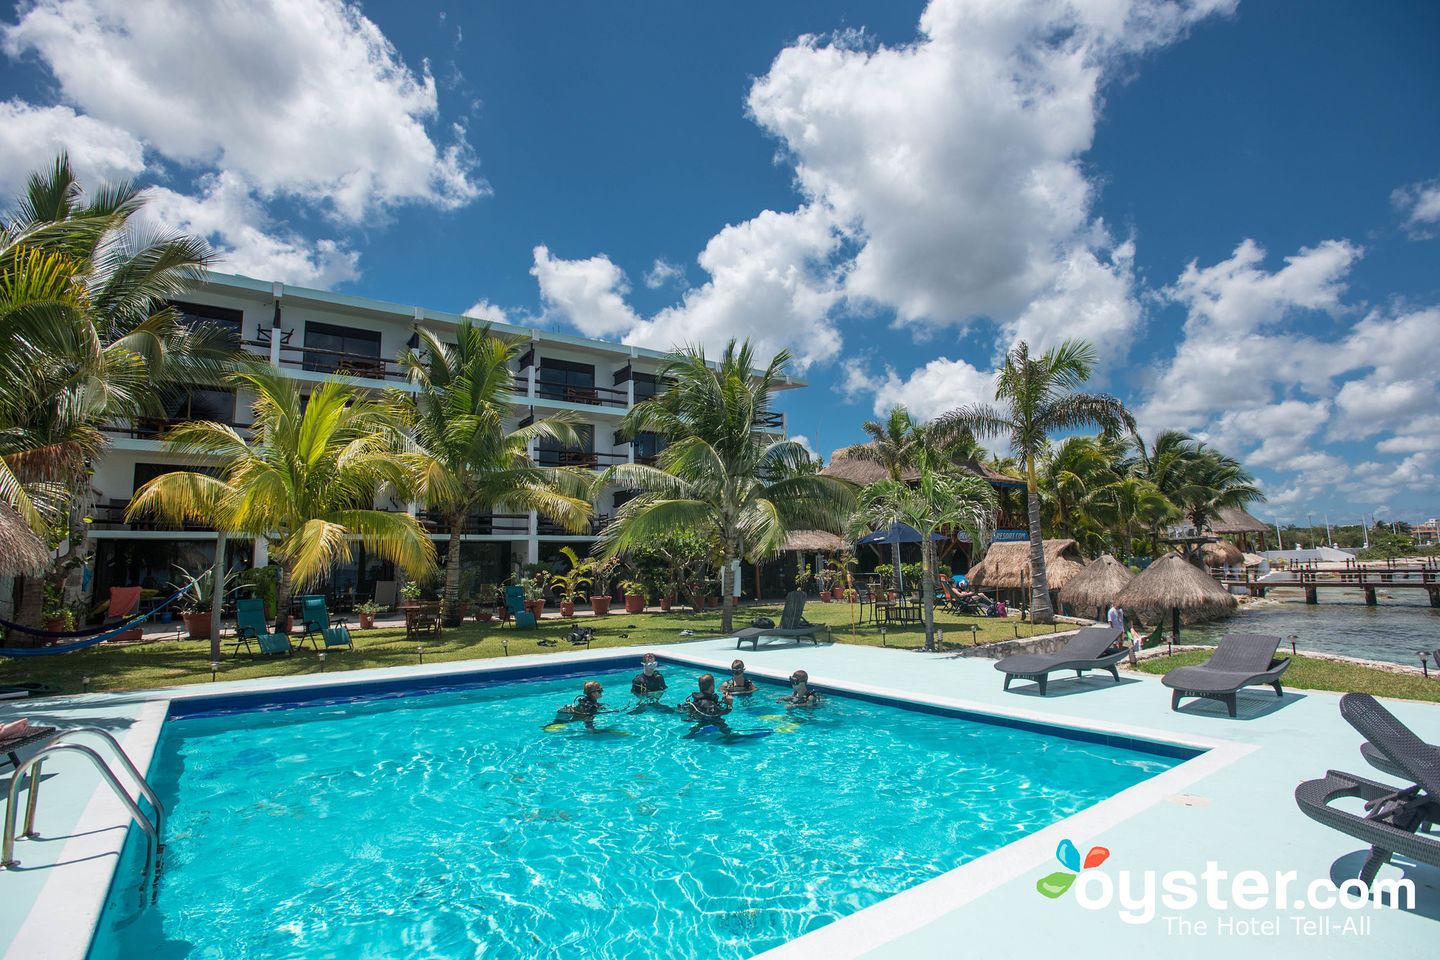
[{"left": 1037, "top": 839, "right": 1109, "bottom": 899}]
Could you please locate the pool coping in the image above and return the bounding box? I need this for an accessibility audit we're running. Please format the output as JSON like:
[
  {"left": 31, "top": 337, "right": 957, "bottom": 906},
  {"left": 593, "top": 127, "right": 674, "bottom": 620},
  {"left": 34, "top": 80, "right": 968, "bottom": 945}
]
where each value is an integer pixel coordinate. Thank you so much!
[{"left": 4, "top": 644, "right": 1247, "bottom": 960}]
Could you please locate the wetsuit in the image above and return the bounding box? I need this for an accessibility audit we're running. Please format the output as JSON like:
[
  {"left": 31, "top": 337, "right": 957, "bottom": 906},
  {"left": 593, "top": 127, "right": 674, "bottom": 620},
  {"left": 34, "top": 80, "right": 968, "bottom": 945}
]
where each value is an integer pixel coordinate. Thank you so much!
[
  {"left": 565, "top": 695, "right": 600, "bottom": 718},
  {"left": 721, "top": 675, "right": 756, "bottom": 694},
  {"left": 783, "top": 686, "right": 819, "bottom": 705},
  {"left": 682, "top": 691, "right": 730, "bottom": 719},
  {"left": 631, "top": 670, "right": 667, "bottom": 697}
]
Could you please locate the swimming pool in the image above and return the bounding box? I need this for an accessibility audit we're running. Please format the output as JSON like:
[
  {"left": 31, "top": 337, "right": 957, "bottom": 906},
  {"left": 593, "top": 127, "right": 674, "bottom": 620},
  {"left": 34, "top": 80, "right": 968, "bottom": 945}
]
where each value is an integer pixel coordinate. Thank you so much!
[{"left": 86, "top": 661, "right": 1190, "bottom": 960}]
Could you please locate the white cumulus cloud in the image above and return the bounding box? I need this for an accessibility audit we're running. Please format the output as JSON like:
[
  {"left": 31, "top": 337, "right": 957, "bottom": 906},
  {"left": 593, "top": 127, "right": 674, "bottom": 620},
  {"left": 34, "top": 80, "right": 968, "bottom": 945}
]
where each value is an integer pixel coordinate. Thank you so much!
[
  {"left": 1392, "top": 174, "right": 1440, "bottom": 239},
  {"left": 0, "top": 99, "right": 144, "bottom": 200}
]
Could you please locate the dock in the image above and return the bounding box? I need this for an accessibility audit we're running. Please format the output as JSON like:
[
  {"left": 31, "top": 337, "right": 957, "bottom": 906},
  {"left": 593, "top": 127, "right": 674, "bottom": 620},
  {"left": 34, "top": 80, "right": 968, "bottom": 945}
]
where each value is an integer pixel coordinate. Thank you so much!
[{"left": 1219, "top": 558, "right": 1440, "bottom": 606}]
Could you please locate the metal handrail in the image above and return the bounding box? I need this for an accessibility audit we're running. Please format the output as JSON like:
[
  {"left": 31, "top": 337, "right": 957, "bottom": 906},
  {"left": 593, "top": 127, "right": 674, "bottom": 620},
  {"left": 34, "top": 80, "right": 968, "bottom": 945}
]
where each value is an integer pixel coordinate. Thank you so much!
[
  {"left": 2, "top": 744, "right": 158, "bottom": 882},
  {"left": 35, "top": 727, "right": 164, "bottom": 837}
]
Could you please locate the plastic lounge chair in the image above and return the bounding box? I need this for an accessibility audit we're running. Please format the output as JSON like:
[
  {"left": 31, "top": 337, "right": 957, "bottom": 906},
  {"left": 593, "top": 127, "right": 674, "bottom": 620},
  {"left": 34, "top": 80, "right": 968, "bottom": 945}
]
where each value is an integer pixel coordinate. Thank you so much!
[
  {"left": 1, "top": 723, "right": 57, "bottom": 769},
  {"left": 1294, "top": 693, "right": 1440, "bottom": 884},
  {"left": 232, "top": 598, "right": 293, "bottom": 657},
  {"left": 1161, "top": 632, "right": 1290, "bottom": 717},
  {"left": 994, "top": 625, "right": 1125, "bottom": 696},
  {"left": 103, "top": 586, "right": 145, "bottom": 642},
  {"left": 734, "top": 591, "right": 825, "bottom": 650},
  {"left": 505, "top": 585, "right": 536, "bottom": 629},
  {"left": 299, "top": 595, "right": 353, "bottom": 650}
]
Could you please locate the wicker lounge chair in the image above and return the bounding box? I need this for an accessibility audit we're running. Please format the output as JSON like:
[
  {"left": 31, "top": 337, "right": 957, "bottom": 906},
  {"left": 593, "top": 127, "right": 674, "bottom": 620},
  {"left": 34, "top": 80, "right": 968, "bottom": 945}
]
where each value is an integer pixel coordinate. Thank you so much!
[
  {"left": 1295, "top": 693, "right": 1440, "bottom": 884},
  {"left": 232, "top": 598, "right": 293, "bottom": 657},
  {"left": 994, "top": 625, "right": 1125, "bottom": 696},
  {"left": 1161, "top": 632, "right": 1290, "bottom": 717},
  {"left": 734, "top": 591, "right": 826, "bottom": 650},
  {"left": 0, "top": 723, "right": 57, "bottom": 769},
  {"left": 298, "top": 595, "right": 353, "bottom": 650}
]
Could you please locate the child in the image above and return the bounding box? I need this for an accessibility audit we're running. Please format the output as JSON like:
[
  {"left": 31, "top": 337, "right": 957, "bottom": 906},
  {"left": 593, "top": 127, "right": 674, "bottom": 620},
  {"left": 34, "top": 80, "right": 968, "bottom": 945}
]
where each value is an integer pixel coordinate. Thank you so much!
[
  {"left": 630, "top": 652, "right": 667, "bottom": 698},
  {"left": 680, "top": 673, "right": 733, "bottom": 720},
  {"left": 720, "top": 659, "right": 757, "bottom": 695},
  {"left": 556, "top": 680, "right": 606, "bottom": 723},
  {"left": 780, "top": 669, "right": 819, "bottom": 705}
]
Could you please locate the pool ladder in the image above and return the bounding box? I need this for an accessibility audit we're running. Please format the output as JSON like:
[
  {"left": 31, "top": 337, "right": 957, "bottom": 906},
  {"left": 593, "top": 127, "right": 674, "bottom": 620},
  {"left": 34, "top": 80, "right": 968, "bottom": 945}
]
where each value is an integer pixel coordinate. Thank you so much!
[{"left": 2, "top": 727, "right": 165, "bottom": 902}]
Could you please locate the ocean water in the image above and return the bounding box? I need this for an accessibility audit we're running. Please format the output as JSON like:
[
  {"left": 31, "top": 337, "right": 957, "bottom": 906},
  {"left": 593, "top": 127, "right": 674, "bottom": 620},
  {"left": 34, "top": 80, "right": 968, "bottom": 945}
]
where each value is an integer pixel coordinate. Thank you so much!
[
  {"left": 1182, "top": 589, "right": 1440, "bottom": 667},
  {"left": 88, "top": 666, "right": 1181, "bottom": 960}
]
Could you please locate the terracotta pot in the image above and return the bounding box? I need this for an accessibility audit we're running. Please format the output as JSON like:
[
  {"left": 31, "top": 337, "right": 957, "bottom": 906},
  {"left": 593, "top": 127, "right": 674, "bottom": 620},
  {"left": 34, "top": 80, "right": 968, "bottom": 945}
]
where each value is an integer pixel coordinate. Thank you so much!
[
  {"left": 525, "top": 599, "right": 546, "bottom": 618},
  {"left": 730, "top": 596, "right": 739, "bottom": 607},
  {"left": 560, "top": 601, "right": 575, "bottom": 617},
  {"left": 659, "top": 598, "right": 672, "bottom": 612},
  {"left": 476, "top": 611, "right": 493, "bottom": 623},
  {"left": 833, "top": 587, "right": 845, "bottom": 599},
  {"left": 590, "top": 596, "right": 611, "bottom": 616},
  {"left": 457, "top": 603, "right": 469, "bottom": 621},
  {"left": 624, "top": 594, "right": 645, "bottom": 614},
  {"left": 44, "top": 617, "right": 66, "bottom": 633},
  {"left": 819, "top": 592, "right": 831, "bottom": 602},
  {"left": 358, "top": 612, "right": 375, "bottom": 629},
  {"left": 707, "top": 596, "right": 719, "bottom": 608}
]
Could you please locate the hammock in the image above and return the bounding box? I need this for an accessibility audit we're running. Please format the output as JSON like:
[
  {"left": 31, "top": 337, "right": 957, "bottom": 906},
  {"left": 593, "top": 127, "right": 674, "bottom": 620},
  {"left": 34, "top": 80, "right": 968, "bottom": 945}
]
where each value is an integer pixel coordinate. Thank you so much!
[{"left": 0, "top": 589, "right": 191, "bottom": 658}]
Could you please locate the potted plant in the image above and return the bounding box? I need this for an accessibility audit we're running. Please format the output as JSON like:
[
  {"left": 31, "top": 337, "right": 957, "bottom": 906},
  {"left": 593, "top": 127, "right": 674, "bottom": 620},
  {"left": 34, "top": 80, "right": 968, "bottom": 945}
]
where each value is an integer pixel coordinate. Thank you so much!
[
  {"left": 622, "top": 579, "right": 647, "bottom": 614},
  {"left": 794, "top": 568, "right": 816, "bottom": 597},
  {"left": 658, "top": 579, "right": 678, "bottom": 612},
  {"left": 42, "top": 585, "right": 72, "bottom": 633},
  {"left": 550, "top": 547, "right": 593, "bottom": 618},
  {"left": 816, "top": 569, "right": 834, "bottom": 602},
  {"left": 356, "top": 599, "right": 381, "bottom": 629},
  {"left": 172, "top": 565, "right": 238, "bottom": 640},
  {"left": 474, "top": 583, "right": 497, "bottom": 621},
  {"left": 523, "top": 574, "right": 549, "bottom": 618},
  {"left": 400, "top": 579, "right": 422, "bottom": 604},
  {"left": 589, "top": 556, "right": 619, "bottom": 616}
]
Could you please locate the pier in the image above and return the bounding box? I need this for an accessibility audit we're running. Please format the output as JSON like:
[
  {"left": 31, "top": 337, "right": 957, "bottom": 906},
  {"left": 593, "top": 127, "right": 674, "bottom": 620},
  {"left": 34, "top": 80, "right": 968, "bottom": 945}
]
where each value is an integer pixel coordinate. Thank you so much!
[{"left": 1219, "top": 559, "right": 1440, "bottom": 607}]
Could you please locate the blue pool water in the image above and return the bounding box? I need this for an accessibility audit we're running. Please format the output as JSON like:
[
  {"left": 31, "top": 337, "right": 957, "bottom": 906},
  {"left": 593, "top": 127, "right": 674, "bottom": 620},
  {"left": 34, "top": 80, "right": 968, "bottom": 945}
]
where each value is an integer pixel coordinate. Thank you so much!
[{"left": 89, "top": 664, "right": 1186, "bottom": 960}]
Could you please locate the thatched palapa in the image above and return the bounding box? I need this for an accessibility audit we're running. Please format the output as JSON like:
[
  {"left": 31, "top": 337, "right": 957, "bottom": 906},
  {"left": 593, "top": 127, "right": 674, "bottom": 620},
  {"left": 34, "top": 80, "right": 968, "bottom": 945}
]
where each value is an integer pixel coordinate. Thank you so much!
[
  {"left": 783, "top": 529, "right": 845, "bottom": 553},
  {"left": 1058, "top": 554, "right": 1135, "bottom": 612},
  {"left": 1201, "top": 540, "right": 1243, "bottom": 568},
  {"left": 967, "top": 539, "right": 1086, "bottom": 591},
  {"left": 0, "top": 503, "right": 49, "bottom": 577},
  {"left": 1114, "top": 552, "right": 1237, "bottom": 623},
  {"left": 1207, "top": 507, "right": 1269, "bottom": 535}
]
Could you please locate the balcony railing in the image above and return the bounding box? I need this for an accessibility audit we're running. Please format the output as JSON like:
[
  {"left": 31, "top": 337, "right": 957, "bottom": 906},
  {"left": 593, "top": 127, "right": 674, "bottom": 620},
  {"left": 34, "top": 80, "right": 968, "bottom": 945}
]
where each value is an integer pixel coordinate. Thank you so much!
[
  {"left": 534, "top": 450, "right": 628, "bottom": 469},
  {"left": 102, "top": 417, "right": 254, "bottom": 440},
  {"left": 538, "top": 513, "right": 610, "bottom": 537},
  {"left": 533, "top": 382, "right": 628, "bottom": 409},
  {"left": 91, "top": 499, "right": 215, "bottom": 531},
  {"left": 243, "top": 339, "right": 407, "bottom": 382},
  {"left": 416, "top": 510, "right": 529, "bottom": 536}
]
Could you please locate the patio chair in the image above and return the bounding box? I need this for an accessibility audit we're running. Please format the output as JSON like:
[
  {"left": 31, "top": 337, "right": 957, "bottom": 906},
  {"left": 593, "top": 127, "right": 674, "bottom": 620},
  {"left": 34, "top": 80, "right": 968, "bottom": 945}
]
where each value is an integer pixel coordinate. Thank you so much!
[
  {"left": 103, "top": 586, "right": 145, "bottom": 642},
  {"left": 1295, "top": 693, "right": 1440, "bottom": 884},
  {"left": 371, "top": 579, "right": 398, "bottom": 611},
  {"left": 994, "top": 625, "right": 1126, "bottom": 696},
  {"left": 232, "top": 598, "right": 293, "bottom": 657},
  {"left": 1161, "top": 633, "right": 1290, "bottom": 717},
  {"left": 734, "top": 591, "right": 825, "bottom": 650},
  {"left": 298, "top": 595, "right": 353, "bottom": 651},
  {"left": 406, "top": 601, "right": 442, "bottom": 640},
  {"left": 504, "top": 585, "right": 536, "bottom": 629}
]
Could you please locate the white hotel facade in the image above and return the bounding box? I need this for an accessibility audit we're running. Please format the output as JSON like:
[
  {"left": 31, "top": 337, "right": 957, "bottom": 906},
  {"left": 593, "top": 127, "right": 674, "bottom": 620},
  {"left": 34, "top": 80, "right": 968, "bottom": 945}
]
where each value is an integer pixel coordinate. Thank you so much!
[{"left": 85, "top": 273, "right": 802, "bottom": 605}]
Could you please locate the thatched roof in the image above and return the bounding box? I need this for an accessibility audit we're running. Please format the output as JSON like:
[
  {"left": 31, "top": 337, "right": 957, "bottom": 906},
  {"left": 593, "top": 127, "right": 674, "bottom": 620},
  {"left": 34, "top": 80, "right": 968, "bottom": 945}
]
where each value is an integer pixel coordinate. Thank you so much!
[
  {"left": 1201, "top": 540, "right": 1243, "bottom": 567},
  {"left": 967, "top": 538, "right": 1086, "bottom": 590},
  {"left": 783, "top": 529, "right": 845, "bottom": 552},
  {"left": 821, "top": 443, "right": 1026, "bottom": 489},
  {"left": 1241, "top": 552, "right": 1265, "bottom": 567},
  {"left": 0, "top": 503, "right": 49, "bottom": 576},
  {"left": 1207, "top": 506, "right": 1269, "bottom": 535},
  {"left": 1058, "top": 554, "right": 1135, "bottom": 611},
  {"left": 1114, "top": 552, "right": 1238, "bottom": 620}
]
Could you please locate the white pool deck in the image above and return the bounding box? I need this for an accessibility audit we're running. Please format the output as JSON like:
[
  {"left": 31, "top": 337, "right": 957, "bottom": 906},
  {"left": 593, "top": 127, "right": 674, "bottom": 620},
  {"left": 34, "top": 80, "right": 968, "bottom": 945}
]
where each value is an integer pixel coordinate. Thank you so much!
[{"left": 3, "top": 637, "right": 1438, "bottom": 960}]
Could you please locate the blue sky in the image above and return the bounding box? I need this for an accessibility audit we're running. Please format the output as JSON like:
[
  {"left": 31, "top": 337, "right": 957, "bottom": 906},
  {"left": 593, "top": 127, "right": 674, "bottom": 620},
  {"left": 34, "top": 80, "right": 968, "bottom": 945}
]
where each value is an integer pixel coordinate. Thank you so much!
[{"left": 2, "top": 0, "right": 1437, "bottom": 524}]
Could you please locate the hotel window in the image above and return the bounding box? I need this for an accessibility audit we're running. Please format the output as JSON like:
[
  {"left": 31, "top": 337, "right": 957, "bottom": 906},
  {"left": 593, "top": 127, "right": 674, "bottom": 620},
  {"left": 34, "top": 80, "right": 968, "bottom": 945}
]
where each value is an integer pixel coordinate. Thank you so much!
[
  {"left": 536, "top": 425, "right": 594, "bottom": 467},
  {"left": 633, "top": 431, "right": 666, "bottom": 462},
  {"left": 303, "top": 321, "right": 382, "bottom": 374},
  {"left": 537, "top": 358, "right": 596, "bottom": 402},
  {"left": 168, "top": 300, "right": 243, "bottom": 340},
  {"left": 632, "top": 372, "right": 660, "bottom": 402},
  {"left": 160, "top": 388, "right": 237, "bottom": 425}
]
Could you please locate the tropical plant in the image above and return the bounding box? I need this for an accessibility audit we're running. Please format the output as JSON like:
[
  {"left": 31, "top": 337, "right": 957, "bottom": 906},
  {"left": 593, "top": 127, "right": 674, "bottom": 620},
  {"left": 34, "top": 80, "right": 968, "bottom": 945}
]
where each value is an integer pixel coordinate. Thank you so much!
[
  {"left": 397, "top": 319, "right": 592, "bottom": 625},
  {"left": 594, "top": 340, "right": 855, "bottom": 633},
  {"left": 549, "top": 546, "right": 594, "bottom": 603},
  {"left": 1173, "top": 446, "right": 1265, "bottom": 535},
  {"left": 171, "top": 564, "right": 239, "bottom": 614},
  {"left": 935, "top": 340, "right": 1132, "bottom": 623},
  {"left": 854, "top": 458, "right": 997, "bottom": 648},
  {"left": 850, "top": 405, "right": 926, "bottom": 591},
  {"left": 355, "top": 599, "right": 383, "bottom": 617},
  {"left": 127, "top": 369, "right": 437, "bottom": 648}
]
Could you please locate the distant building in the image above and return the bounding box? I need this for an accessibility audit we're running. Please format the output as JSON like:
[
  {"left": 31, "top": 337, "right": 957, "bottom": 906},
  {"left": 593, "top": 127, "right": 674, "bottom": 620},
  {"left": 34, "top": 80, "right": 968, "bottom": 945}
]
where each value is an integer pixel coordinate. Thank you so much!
[{"left": 1416, "top": 519, "right": 1439, "bottom": 545}]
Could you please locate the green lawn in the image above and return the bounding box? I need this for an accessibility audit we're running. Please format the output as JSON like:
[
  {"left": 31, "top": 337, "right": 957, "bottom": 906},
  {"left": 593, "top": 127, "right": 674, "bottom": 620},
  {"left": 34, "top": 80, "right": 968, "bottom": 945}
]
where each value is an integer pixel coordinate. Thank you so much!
[
  {"left": 2, "top": 600, "right": 1044, "bottom": 696},
  {"left": 1133, "top": 649, "right": 1440, "bottom": 703}
]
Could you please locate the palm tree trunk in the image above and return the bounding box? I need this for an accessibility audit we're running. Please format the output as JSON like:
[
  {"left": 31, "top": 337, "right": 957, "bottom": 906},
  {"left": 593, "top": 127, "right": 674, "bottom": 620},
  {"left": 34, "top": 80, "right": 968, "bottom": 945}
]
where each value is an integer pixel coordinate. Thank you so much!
[
  {"left": 208, "top": 531, "right": 227, "bottom": 661},
  {"left": 890, "top": 542, "right": 902, "bottom": 594},
  {"left": 273, "top": 566, "right": 293, "bottom": 634},
  {"left": 921, "top": 538, "right": 936, "bottom": 650},
  {"left": 1026, "top": 455, "right": 1054, "bottom": 624},
  {"left": 720, "top": 536, "right": 737, "bottom": 634},
  {"left": 443, "top": 518, "right": 464, "bottom": 627},
  {"left": 16, "top": 576, "right": 44, "bottom": 642}
]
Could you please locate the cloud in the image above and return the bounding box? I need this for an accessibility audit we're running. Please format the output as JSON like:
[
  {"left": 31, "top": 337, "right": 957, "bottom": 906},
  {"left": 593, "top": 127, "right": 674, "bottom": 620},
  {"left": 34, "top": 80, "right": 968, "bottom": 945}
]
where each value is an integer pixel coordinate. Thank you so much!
[
  {"left": 0, "top": 99, "right": 144, "bottom": 200},
  {"left": 462, "top": 299, "right": 508, "bottom": 325},
  {"left": 141, "top": 173, "right": 360, "bottom": 287},
  {"left": 788, "top": 434, "right": 818, "bottom": 459},
  {"left": 530, "top": 245, "right": 642, "bottom": 339},
  {"left": 840, "top": 355, "right": 995, "bottom": 422},
  {"left": 3, "top": 0, "right": 485, "bottom": 221},
  {"left": 1392, "top": 174, "right": 1440, "bottom": 239},
  {"left": 643, "top": 258, "right": 684, "bottom": 289}
]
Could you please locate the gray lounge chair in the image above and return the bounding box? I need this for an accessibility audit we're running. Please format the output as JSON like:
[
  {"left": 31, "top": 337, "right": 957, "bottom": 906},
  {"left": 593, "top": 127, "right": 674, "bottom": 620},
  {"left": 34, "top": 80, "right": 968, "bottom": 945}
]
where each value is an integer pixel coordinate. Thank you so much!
[
  {"left": 994, "top": 625, "right": 1125, "bottom": 696},
  {"left": 734, "top": 591, "right": 826, "bottom": 650},
  {"left": 1161, "top": 632, "right": 1290, "bottom": 717},
  {"left": 1295, "top": 693, "right": 1440, "bottom": 884}
]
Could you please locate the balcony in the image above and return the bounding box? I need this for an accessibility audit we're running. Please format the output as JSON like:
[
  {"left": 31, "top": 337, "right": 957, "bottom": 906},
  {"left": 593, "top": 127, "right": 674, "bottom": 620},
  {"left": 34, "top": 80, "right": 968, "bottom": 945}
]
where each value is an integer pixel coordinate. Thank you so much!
[
  {"left": 538, "top": 513, "right": 611, "bottom": 537},
  {"left": 90, "top": 499, "right": 215, "bottom": 531},
  {"left": 532, "top": 382, "right": 628, "bottom": 409},
  {"left": 534, "top": 450, "right": 629, "bottom": 469},
  {"left": 103, "top": 416, "right": 254, "bottom": 440},
  {"left": 244, "top": 338, "right": 407, "bottom": 383},
  {"left": 416, "top": 510, "right": 529, "bottom": 536}
]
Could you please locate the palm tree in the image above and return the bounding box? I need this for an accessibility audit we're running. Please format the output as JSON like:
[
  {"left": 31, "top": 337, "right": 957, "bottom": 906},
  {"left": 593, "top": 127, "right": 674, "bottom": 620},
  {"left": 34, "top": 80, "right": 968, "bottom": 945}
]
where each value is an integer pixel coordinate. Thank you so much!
[
  {"left": 1174, "top": 446, "right": 1265, "bottom": 536},
  {"left": 1105, "top": 475, "right": 1176, "bottom": 560},
  {"left": 850, "top": 406, "right": 926, "bottom": 591},
  {"left": 854, "top": 457, "right": 995, "bottom": 649},
  {"left": 935, "top": 340, "right": 1132, "bottom": 623},
  {"left": 594, "top": 340, "right": 854, "bottom": 634},
  {"left": 1128, "top": 429, "right": 1201, "bottom": 556},
  {"left": 398, "top": 321, "right": 592, "bottom": 625},
  {"left": 1037, "top": 435, "right": 1116, "bottom": 552},
  {"left": 128, "top": 368, "right": 436, "bottom": 637}
]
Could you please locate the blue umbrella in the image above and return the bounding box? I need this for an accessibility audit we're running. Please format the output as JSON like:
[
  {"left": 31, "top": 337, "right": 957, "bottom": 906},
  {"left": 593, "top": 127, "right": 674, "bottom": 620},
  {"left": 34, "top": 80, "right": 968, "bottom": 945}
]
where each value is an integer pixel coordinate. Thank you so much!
[{"left": 855, "top": 524, "right": 947, "bottom": 591}]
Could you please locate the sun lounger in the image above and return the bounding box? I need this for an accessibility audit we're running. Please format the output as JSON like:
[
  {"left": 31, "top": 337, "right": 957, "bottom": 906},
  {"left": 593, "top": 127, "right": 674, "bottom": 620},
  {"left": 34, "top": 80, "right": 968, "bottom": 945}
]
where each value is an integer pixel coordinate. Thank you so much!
[
  {"left": 103, "top": 586, "right": 145, "bottom": 642},
  {"left": 734, "top": 591, "right": 826, "bottom": 650},
  {"left": 232, "top": 598, "right": 293, "bottom": 657},
  {"left": 504, "top": 585, "right": 536, "bottom": 629},
  {"left": 994, "top": 625, "right": 1126, "bottom": 695},
  {"left": 1161, "top": 632, "right": 1290, "bottom": 717},
  {"left": 0, "top": 722, "right": 57, "bottom": 769},
  {"left": 299, "top": 595, "right": 353, "bottom": 650},
  {"left": 1295, "top": 693, "right": 1440, "bottom": 884}
]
